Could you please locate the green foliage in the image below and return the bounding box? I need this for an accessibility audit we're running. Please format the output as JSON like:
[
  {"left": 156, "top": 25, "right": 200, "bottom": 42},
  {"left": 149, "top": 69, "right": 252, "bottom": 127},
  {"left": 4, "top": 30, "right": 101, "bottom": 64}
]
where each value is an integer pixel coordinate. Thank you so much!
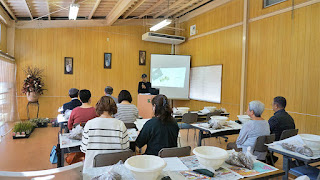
[
  {"left": 13, "top": 121, "right": 36, "bottom": 133},
  {"left": 29, "top": 118, "right": 50, "bottom": 126}
]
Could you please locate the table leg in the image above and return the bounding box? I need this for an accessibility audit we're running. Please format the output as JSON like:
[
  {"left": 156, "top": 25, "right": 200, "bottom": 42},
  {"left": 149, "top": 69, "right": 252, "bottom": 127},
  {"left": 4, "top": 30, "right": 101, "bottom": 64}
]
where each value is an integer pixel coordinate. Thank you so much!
[
  {"left": 59, "top": 123, "right": 63, "bottom": 133},
  {"left": 36, "top": 102, "right": 39, "bottom": 118},
  {"left": 198, "top": 130, "right": 203, "bottom": 146},
  {"left": 282, "top": 156, "right": 290, "bottom": 180},
  {"left": 27, "top": 102, "right": 30, "bottom": 120},
  {"left": 60, "top": 148, "right": 65, "bottom": 167},
  {"left": 56, "top": 144, "right": 61, "bottom": 167}
]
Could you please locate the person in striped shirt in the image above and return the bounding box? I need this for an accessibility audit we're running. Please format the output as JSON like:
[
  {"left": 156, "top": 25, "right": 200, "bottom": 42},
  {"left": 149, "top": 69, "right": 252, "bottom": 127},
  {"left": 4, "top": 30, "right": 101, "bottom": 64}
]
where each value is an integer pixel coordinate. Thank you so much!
[
  {"left": 114, "top": 90, "right": 139, "bottom": 123},
  {"left": 81, "top": 96, "right": 129, "bottom": 169}
]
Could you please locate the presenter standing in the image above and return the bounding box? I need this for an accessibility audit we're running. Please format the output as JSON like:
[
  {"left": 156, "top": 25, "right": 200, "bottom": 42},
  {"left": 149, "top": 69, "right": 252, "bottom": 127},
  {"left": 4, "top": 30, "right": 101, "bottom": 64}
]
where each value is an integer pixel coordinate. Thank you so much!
[{"left": 138, "top": 74, "right": 151, "bottom": 94}]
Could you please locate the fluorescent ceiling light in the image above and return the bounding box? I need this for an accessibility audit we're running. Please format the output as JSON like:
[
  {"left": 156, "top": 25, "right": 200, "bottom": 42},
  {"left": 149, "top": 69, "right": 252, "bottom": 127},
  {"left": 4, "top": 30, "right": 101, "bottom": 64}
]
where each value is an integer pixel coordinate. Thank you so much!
[
  {"left": 150, "top": 19, "right": 172, "bottom": 31},
  {"left": 69, "top": 4, "right": 79, "bottom": 20}
]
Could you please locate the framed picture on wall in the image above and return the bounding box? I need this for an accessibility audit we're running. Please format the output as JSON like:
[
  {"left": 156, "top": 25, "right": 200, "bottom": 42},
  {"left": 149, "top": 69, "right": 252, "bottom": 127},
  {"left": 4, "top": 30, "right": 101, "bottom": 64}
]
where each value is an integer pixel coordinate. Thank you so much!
[
  {"left": 64, "top": 57, "right": 73, "bottom": 74},
  {"left": 139, "top": 50, "right": 146, "bottom": 65},
  {"left": 104, "top": 53, "right": 112, "bottom": 69}
]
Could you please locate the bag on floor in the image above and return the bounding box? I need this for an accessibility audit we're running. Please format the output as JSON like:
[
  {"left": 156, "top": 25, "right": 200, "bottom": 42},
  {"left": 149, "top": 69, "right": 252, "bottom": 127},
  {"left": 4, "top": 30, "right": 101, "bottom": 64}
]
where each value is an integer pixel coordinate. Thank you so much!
[
  {"left": 50, "top": 145, "right": 57, "bottom": 164},
  {"left": 66, "top": 152, "right": 85, "bottom": 165}
]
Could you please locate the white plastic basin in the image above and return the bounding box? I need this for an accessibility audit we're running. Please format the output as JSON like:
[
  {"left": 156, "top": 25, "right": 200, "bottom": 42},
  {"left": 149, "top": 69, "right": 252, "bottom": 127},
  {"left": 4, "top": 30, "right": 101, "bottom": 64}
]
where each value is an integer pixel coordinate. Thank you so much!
[
  {"left": 176, "top": 107, "right": 190, "bottom": 115},
  {"left": 204, "top": 106, "right": 217, "bottom": 113},
  {"left": 124, "top": 155, "right": 166, "bottom": 180},
  {"left": 300, "top": 134, "right": 320, "bottom": 151},
  {"left": 237, "top": 115, "right": 251, "bottom": 124},
  {"left": 210, "top": 116, "right": 228, "bottom": 126},
  {"left": 193, "top": 146, "right": 229, "bottom": 171}
]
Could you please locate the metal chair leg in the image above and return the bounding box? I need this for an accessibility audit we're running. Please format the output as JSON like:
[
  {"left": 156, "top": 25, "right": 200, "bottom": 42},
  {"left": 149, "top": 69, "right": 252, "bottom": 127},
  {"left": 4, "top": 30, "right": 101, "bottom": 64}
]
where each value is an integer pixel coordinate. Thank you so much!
[
  {"left": 187, "top": 129, "right": 190, "bottom": 142},
  {"left": 270, "top": 151, "right": 275, "bottom": 166}
]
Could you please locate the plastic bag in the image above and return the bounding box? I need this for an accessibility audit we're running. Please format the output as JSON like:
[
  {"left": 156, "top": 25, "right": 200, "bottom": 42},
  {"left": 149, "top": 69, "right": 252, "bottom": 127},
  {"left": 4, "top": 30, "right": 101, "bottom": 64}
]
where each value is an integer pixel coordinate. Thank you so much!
[
  {"left": 226, "top": 150, "right": 246, "bottom": 168},
  {"left": 64, "top": 109, "right": 72, "bottom": 120},
  {"left": 208, "top": 119, "right": 223, "bottom": 130},
  {"left": 68, "top": 124, "right": 83, "bottom": 140},
  {"left": 226, "top": 148, "right": 255, "bottom": 170},
  {"left": 281, "top": 143, "right": 313, "bottom": 157},
  {"left": 91, "top": 161, "right": 134, "bottom": 180},
  {"left": 242, "top": 147, "right": 256, "bottom": 169}
]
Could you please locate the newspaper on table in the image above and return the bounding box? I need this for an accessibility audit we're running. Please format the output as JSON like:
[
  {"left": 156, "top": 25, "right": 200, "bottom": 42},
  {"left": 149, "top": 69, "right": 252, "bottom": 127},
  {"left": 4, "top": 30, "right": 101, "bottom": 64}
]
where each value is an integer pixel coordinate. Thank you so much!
[
  {"left": 134, "top": 119, "right": 150, "bottom": 131},
  {"left": 179, "top": 155, "right": 241, "bottom": 180},
  {"left": 127, "top": 128, "right": 138, "bottom": 142},
  {"left": 267, "top": 135, "right": 320, "bottom": 160},
  {"left": 179, "top": 155, "right": 279, "bottom": 179},
  {"left": 59, "top": 133, "right": 82, "bottom": 148},
  {"left": 60, "top": 130, "right": 138, "bottom": 148},
  {"left": 224, "top": 161, "right": 278, "bottom": 178},
  {"left": 192, "top": 121, "right": 242, "bottom": 134}
]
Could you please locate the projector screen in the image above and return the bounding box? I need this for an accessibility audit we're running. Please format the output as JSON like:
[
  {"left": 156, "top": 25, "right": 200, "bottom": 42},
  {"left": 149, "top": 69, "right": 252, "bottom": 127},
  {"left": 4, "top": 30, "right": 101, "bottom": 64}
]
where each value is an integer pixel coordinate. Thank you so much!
[
  {"left": 150, "top": 54, "right": 190, "bottom": 100},
  {"left": 189, "top": 65, "right": 222, "bottom": 103}
]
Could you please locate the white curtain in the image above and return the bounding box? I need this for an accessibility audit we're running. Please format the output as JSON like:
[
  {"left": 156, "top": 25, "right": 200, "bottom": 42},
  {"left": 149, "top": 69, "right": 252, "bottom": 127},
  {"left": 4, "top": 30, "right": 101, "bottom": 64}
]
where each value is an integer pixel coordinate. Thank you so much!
[{"left": 0, "top": 58, "right": 17, "bottom": 125}]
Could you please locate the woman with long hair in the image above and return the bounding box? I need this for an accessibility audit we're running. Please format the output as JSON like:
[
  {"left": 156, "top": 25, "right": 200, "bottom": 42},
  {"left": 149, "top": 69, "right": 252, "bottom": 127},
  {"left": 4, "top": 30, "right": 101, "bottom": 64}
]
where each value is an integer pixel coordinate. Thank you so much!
[{"left": 135, "top": 94, "right": 179, "bottom": 155}]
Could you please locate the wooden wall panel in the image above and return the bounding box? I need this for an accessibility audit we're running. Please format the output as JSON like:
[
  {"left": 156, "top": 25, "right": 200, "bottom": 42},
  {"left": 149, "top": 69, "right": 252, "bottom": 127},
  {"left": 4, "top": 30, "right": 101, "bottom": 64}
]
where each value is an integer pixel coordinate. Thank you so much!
[
  {"left": 249, "top": 0, "right": 309, "bottom": 18},
  {"left": 178, "top": 0, "right": 243, "bottom": 38},
  {"left": 15, "top": 26, "right": 171, "bottom": 119},
  {"left": 0, "top": 22, "right": 7, "bottom": 52},
  {"left": 174, "top": 0, "right": 243, "bottom": 120},
  {"left": 175, "top": 0, "right": 320, "bottom": 135},
  {"left": 175, "top": 26, "right": 243, "bottom": 120},
  {"left": 247, "top": 3, "right": 320, "bottom": 134}
]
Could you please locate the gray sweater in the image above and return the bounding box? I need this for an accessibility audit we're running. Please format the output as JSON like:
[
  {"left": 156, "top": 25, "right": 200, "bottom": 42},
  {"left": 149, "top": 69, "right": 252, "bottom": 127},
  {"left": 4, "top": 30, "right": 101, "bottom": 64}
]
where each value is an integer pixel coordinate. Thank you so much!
[
  {"left": 236, "top": 120, "right": 270, "bottom": 160},
  {"left": 114, "top": 104, "right": 139, "bottom": 123}
]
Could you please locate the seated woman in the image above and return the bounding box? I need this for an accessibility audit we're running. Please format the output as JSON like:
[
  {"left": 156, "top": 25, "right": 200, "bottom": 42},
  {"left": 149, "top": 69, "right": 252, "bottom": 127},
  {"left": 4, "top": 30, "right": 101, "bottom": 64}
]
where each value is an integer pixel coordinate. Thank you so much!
[
  {"left": 68, "top": 89, "right": 96, "bottom": 130},
  {"left": 114, "top": 90, "right": 139, "bottom": 123},
  {"left": 227, "top": 100, "right": 270, "bottom": 160},
  {"left": 80, "top": 96, "right": 129, "bottom": 169},
  {"left": 135, "top": 94, "right": 179, "bottom": 156}
]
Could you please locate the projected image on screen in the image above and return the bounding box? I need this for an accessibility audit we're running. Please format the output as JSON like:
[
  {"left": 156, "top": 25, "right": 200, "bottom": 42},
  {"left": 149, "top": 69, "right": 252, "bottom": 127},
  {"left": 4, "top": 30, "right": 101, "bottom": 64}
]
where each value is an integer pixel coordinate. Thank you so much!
[{"left": 151, "top": 67, "right": 186, "bottom": 88}]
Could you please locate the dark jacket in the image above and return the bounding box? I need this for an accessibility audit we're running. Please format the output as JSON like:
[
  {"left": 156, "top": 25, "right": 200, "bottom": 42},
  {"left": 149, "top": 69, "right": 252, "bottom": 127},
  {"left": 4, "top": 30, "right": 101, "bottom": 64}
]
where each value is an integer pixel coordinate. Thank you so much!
[
  {"left": 268, "top": 109, "right": 295, "bottom": 141},
  {"left": 62, "top": 99, "right": 82, "bottom": 114},
  {"left": 135, "top": 117, "right": 179, "bottom": 156},
  {"left": 138, "top": 81, "right": 151, "bottom": 94}
]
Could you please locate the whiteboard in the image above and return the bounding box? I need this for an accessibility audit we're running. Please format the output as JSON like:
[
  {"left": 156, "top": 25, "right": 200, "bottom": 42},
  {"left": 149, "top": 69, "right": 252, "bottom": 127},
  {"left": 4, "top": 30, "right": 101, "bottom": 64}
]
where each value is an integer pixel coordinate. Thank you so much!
[{"left": 189, "top": 65, "right": 222, "bottom": 103}]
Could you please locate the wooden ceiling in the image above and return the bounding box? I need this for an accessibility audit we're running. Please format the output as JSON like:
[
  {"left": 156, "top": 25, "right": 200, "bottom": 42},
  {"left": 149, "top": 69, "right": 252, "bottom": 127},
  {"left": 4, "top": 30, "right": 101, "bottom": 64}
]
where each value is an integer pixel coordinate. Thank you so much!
[{"left": 0, "top": 0, "right": 213, "bottom": 24}]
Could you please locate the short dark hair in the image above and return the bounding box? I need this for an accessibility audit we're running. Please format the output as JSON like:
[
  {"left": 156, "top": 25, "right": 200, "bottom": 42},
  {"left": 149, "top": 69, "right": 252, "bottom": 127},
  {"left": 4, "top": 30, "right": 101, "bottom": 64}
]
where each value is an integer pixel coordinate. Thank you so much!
[
  {"left": 96, "top": 96, "right": 117, "bottom": 116},
  {"left": 141, "top": 74, "right": 147, "bottom": 78},
  {"left": 118, "top": 90, "right": 132, "bottom": 103},
  {"left": 79, "top": 89, "right": 91, "bottom": 103},
  {"left": 273, "top": 96, "right": 286, "bottom": 109},
  {"left": 105, "top": 86, "right": 113, "bottom": 95},
  {"left": 152, "top": 94, "right": 173, "bottom": 123}
]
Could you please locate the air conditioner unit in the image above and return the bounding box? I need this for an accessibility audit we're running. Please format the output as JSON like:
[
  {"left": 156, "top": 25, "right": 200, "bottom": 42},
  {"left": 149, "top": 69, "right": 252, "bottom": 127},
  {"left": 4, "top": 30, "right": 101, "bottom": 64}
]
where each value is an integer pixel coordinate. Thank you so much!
[{"left": 142, "top": 32, "right": 185, "bottom": 45}]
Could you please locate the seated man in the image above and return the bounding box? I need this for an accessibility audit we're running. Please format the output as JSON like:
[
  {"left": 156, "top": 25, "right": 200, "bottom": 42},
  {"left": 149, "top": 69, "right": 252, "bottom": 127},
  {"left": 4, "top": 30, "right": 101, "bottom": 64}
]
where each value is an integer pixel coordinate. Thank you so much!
[
  {"left": 104, "top": 86, "right": 117, "bottom": 103},
  {"left": 269, "top": 96, "right": 295, "bottom": 141},
  {"left": 62, "top": 88, "right": 82, "bottom": 114},
  {"left": 227, "top": 101, "right": 270, "bottom": 160}
]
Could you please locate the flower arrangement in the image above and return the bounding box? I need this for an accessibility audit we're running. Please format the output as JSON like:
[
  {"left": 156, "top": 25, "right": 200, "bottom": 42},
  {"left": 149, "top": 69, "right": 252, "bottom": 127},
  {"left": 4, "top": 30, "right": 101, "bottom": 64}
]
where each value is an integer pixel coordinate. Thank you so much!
[{"left": 21, "top": 66, "right": 45, "bottom": 95}]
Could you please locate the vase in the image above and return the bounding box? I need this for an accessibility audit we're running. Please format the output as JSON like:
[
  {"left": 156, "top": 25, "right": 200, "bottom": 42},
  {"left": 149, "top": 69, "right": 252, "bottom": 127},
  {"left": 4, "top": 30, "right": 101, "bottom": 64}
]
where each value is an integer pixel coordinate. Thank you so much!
[{"left": 27, "top": 92, "right": 39, "bottom": 102}]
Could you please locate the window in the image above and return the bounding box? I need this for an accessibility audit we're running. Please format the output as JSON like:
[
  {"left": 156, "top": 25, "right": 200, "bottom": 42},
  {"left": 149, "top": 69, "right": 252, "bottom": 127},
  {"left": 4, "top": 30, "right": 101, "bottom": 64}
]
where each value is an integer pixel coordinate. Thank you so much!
[
  {"left": 263, "top": 0, "right": 287, "bottom": 8},
  {"left": 0, "top": 58, "right": 16, "bottom": 126}
]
